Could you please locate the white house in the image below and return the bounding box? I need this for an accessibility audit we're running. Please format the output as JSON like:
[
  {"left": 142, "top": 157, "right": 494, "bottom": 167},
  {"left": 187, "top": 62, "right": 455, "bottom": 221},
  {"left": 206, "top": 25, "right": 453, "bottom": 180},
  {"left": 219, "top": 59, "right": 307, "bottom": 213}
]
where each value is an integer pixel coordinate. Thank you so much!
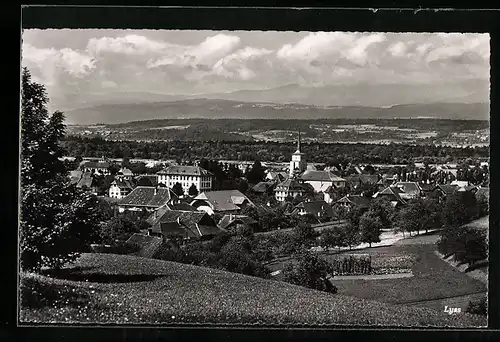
[
  {"left": 157, "top": 165, "right": 213, "bottom": 195},
  {"left": 108, "top": 179, "right": 134, "bottom": 199},
  {"left": 300, "top": 170, "right": 346, "bottom": 193}
]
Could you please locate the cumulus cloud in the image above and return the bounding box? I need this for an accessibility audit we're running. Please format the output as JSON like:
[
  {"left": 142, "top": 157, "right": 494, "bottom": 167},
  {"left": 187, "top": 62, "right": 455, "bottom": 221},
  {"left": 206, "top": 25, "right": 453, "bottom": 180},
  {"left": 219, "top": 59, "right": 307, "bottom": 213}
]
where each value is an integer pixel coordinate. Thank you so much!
[{"left": 21, "top": 30, "right": 490, "bottom": 104}]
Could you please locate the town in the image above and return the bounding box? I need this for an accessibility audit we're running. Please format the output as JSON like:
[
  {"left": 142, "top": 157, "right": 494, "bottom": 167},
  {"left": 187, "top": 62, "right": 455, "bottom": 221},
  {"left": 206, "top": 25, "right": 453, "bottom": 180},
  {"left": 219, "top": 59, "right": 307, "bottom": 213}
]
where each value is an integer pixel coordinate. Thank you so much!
[{"left": 19, "top": 29, "right": 490, "bottom": 328}]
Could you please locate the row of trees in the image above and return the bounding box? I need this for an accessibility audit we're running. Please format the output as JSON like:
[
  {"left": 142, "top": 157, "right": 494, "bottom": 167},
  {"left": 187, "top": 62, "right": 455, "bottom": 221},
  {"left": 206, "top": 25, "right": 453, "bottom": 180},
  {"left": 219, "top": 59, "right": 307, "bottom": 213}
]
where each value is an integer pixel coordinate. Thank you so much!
[{"left": 62, "top": 134, "right": 489, "bottom": 166}]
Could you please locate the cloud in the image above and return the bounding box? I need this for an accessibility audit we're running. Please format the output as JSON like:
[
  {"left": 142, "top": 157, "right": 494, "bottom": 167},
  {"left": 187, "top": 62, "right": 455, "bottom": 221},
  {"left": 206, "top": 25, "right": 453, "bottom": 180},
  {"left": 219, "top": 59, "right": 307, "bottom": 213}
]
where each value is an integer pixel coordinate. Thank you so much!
[
  {"left": 87, "top": 34, "right": 169, "bottom": 55},
  {"left": 21, "top": 30, "right": 490, "bottom": 107}
]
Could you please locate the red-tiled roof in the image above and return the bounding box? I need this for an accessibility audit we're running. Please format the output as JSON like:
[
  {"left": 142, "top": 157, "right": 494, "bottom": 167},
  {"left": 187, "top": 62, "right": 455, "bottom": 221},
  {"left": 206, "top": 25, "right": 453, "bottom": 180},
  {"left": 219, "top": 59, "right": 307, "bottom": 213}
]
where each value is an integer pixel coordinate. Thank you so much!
[
  {"left": 151, "top": 209, "right": 223, "bottom": 238},
  {"left": 300, "top": 170, "right": 345, "bottom": 182},
  {"left": 193, "top": 190, "right": 254, "bottom": 212},
  {"left": 119, "top": 186, "right": 175, "bottom": 208}
]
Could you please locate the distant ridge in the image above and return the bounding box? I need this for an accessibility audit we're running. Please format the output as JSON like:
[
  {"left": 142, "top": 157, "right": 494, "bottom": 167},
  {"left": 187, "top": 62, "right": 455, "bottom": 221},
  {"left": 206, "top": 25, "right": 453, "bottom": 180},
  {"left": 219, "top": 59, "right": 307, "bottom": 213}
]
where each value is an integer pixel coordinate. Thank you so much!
[{"left": 63, "top": 99, "right": 489, "bottom": 125}]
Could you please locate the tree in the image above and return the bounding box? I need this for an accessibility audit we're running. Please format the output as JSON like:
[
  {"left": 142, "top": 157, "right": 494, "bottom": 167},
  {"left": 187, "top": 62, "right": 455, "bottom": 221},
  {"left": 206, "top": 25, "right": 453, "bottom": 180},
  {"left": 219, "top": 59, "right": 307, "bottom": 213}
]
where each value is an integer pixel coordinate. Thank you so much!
[
  {"left": 282, "top": 252, "right": 337, "bottom": 294},
  {"left": 171, "top": 182, "right": 184, "bottom": 197},
  {"left": 320, "top": 226, "right": 347, "bottom": 251},
  {"left": 442, "top": 192, "right": 478, "bottom": 228},
  {"left": 344, "top": 222, "right": 361, "bottom": 250},
  {"left": 107, "top": 163, "right": 121, "bottom": 176},
  {"left": 241, "top": 205, "right": 260, "bottom": 221},
  {"left": 359, "top": 211, "right": 382, "bottom": 247},
  {"left": 292, "top": 221, "right": 318, "bottom": 248},
  {"left": 368, "top": 197, "right": 395, "bottom": 230},
  {"left": 20, "top": 68, "right": 102, "bottom": 272},
  {"left": 246, "top": 160, "right": 266, "bottom": 184},
  {"left": 99, "top": 212, "right": 149, "bottom": 244},
  {"left": 188, "top": 183, "right": 199, "bottom": 196}
]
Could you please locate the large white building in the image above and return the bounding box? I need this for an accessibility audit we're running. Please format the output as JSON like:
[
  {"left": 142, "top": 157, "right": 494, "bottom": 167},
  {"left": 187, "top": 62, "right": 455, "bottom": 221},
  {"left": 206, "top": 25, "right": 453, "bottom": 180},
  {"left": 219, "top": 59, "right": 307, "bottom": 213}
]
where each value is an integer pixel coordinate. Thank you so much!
[{"left": 157, "top": 165, "right": 213, "bottom": 195}]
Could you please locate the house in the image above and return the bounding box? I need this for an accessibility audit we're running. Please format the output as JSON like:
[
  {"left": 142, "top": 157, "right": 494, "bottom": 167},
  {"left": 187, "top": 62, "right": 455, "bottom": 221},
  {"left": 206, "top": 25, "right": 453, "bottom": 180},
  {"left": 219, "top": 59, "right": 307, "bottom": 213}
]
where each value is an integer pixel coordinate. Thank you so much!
[
  {"left": 69, "top": 170, "right": 83, "bottom": 185},
  {"left": 274, "top": 177, "right": 307, "bottom": 202},
  {"left": 108, "top": 179, "right": 134, "bottom": 199},
  {"left": 322, "top": 185, "right": 339, "bottom": 204},
  {"left": 372, "top": 186, "right": 406, "bottom": 207},
  {"left": 116, "top": 167, "right": 134, "bottom": 181},
  {"left": 252, "top": 180, "right": 277, "bottom": 194},
  {"left": 336, "top": 194, "right": 371, "bottom": 211},
  {"left": 475, "top": 187, "right": 489, "bottom": 201},
  {"left": 82, "top": 159, "right": 111, "bottom": 175},
  {"left": 300, "top": 170, "right": 346, "bottom": 193},
  {"left": 125, "top": 233, "right": 167, "bottom": 259},
  {"left": 292, "top": 200, "right": 334, "bottom": 222},
  {"left": 168, "top": 202, "right": 198, "bottom": 211},
  {"left": 76, "top": 171, "right": 98, "bottom": 194},
  {"left": 393, "top": 182, "right": 422, "bottom": 200},
  {"left": 345, "top": 174, "right": 379, "bottom": 189},
  {"left": 431, "top": 184, "right": 459, "bottom": 202},
  {"left": 135, "top": 174, "right": 158, "bottom": 187},
  {"left": 190, "top": 190, "right": 255, "bottom": 215},
  {"left": 451, "top": 180, "right": 470, "bottom": 188},
  {"left": 218, "top": 214, "right": 259, "bottom": 233},
  {"left": 265, "top": 171, "right": 287, "bottom": 182},
  {"left": 118, "top": 186, "right": 178, "bottom": 213},
  {"left": 148, "top": 209, "right": 225, "bottom": 240}
]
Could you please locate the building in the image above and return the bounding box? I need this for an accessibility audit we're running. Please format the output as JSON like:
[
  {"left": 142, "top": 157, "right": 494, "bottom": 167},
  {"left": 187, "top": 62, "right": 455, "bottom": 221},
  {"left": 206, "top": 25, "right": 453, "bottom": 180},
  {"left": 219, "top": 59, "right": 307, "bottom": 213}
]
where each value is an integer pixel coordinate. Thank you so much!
[
  {"left": 274, "top": 178, "right": 307, "bottom": 202},
  {"left": 148, "top": 209, "right": 224, "bottom": 240},
  {"left": 345, "top": 174, "right": 380, "bottom": 190},
  {"left": 322, "top": 185, "right": 339, "bottom": 204},
  {"left": 300, "top": 170, "right": 346, "bottom": 193},
  {"left": 393, "top": 182, "right": 422, "bottom": 200},
  {"left": 430, "top": 184, "right": 459, "bottom": 202},
  {"left": 157, "top": 165, "right": 213, "bottom": 195},
  {"left": 265, "top": 171, "right": 288, "bottom": 182},
  {"left": 289, "top": 131, "right": 307, "bottom": 177},
  {"left": 118, "top": 186, "right": 177, "bottom": 213},
  {"left": 135, "top": 174, "right": 158, "bottom": 187},
  {"left": 372, "top": 186, "right": 406, "bottom": 207},
  {"left": 82, "top": 158, "right": 111, "bottom": 175},
  {"left": 116, "top": 167, "right": 134, "bottom": 181},
  {"left": 336, "top": 194, "right": 371, "bottom": 211},
  {"left": 292, "top": 200, "right": 334, "bottom": 221},
  {"left": 75, "top": 171, "right": 98, "bottom": 194},
  {"left": 108, "top": 179, "right": 134, "bottom": 199},
  {"left": 218, "top": 214, "right": 259, "bottom": 233},
  {"left": 190, "top": 190, "right": 255, "bottom": 215},
  {"left": 252, "top": 180, "right": 277, "bottom": 194}
]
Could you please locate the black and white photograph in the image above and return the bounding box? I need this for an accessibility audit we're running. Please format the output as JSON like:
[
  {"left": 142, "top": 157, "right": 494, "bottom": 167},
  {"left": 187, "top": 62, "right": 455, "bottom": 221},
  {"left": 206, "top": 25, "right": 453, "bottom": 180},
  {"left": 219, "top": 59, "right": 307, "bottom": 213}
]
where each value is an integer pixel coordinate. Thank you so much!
[{"left": 19, "top": 26, "right": 490, "bottom": 327}]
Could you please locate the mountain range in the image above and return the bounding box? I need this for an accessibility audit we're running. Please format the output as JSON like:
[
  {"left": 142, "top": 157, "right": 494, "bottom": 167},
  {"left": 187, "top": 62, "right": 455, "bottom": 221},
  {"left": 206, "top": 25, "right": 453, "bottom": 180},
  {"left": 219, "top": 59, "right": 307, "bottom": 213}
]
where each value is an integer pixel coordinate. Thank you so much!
[{"left": 53, "top": 80, "right": 490, "bottom": 125}]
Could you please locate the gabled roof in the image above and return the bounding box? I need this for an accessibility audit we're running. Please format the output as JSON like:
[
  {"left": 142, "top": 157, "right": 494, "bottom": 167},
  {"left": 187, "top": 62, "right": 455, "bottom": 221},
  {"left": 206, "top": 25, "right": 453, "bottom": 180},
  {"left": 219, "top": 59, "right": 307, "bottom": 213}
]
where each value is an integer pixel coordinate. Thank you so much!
[
  {"left": 275, "top": 178, "right": 306, "bottom": 192},
  {"left": 76, "top": 171, "right": 94, "bottom": 188},
  {"left": 126, "top": 233, "right": 165, "bottom": 259},
  {"left": 337, "top": 195, "right": 371, "bottom": 208},
  {"left": 192, "top": 190, "right": 254, "bottom": 212},
  {"left": 475, "top": 187, "right": 489, "bottom": 199},
  {"left": 218, "top": 215, "right": 258, "bottom": 230},
  {"left": 267, "top": 171, "right": 287, "bottom": 181},
  {"left": 300, "top": 170, "right": 345, "bottom": 182},
  {"left": 111, "top": 179, "right": 134, "bottom": 190},
  {"left": 151, "top": 209, "right": 223, "bottom": 238},
  {"left": 157, "top": 165, "right": 213, "bottom": 176},
  {"left": 169, "top": 202, "right": 198, "bottom": 211},
  {"left": 394, "top": 182, "right": 422, "bottom": 195},
  {"left": 69, "top": 170, "right": 83, "bottom": 185},
  {"left": 119, "top": 186, "right": 175, "bottom": 208},
  {"left": 345, "top": 174, "right": 379, "bottom": 186},
  {"left": 436, "top": 184, "right": 459, "bottom": 196},
  {"left": 294, "top": 200, "right": 334, "bottom": 217},
  {"left": 135, "top": 174, "right": 158, "bottom": 187},
  {"left": 83, "top": 160, "right": 110, "bottom": 169},
  {"left": 374, "top": 186, "right": 405, "bottom": 204},
  {"left": 118, "top": 167, "right": 133, "bottom": 176},
  {"left": 252, "top": 181, "right": 276, "bottom": 193}
]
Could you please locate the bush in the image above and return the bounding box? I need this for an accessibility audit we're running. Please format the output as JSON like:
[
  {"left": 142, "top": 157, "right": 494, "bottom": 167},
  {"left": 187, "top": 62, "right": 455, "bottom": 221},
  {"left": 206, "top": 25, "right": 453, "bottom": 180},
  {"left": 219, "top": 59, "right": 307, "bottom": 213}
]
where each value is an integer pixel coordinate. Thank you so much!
[
  {"left": 466, "top": 296, "right": 487, "bottom": 316},
  {"left": 91, "top": 242, "right": 140, "bottom": 255},
  {"left": 329, "top": 254, "right": 372, "bottom": 275},
  {"left": 282, "top": 252, "right": 337, "bottom": 294}
]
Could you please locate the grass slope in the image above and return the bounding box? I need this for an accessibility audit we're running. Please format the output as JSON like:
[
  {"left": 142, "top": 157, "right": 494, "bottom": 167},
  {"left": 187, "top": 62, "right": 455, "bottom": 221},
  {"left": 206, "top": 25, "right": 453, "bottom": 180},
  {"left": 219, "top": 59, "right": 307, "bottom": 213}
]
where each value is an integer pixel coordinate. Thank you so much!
[{"left": 20, "top": 253, "right": 485, "bottom": 327}]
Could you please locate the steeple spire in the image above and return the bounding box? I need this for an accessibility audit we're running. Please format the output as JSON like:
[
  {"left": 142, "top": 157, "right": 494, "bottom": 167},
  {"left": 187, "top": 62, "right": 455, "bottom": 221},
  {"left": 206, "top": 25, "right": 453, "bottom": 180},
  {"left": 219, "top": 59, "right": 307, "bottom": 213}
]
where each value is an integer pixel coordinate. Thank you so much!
[{"left": 297, "top": 130, "right": 301, "bottom": 152}]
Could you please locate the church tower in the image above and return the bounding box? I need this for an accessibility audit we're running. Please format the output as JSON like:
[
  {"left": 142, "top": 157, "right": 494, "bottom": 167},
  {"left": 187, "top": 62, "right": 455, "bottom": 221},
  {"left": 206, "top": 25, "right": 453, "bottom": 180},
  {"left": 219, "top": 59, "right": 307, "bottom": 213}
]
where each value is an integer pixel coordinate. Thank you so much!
[{"left": 289, "top": 130, "right": 307, "bottom": 177}]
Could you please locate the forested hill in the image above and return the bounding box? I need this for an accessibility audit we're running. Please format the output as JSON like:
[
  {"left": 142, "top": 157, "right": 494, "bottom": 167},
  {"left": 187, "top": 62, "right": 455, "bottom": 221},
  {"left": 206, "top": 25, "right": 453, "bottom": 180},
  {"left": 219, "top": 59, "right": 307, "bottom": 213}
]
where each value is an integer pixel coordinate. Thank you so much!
[{"left": 63, "top": 99, "right": 489, "bottom": 125}]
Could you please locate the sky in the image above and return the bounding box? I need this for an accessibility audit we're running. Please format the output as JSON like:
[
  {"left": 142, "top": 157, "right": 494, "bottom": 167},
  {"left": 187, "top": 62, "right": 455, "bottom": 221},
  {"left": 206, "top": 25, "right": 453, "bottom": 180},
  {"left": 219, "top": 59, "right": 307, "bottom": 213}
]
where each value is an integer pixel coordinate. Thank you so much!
[{"left": 21, "top": 29, "right": 490, "bottom": 108}]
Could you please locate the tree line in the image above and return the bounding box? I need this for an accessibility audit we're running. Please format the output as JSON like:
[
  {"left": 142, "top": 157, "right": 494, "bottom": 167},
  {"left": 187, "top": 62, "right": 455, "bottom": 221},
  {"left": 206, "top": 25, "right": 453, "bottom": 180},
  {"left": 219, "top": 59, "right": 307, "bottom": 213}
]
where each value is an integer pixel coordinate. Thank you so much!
[{"left": 61, "top": 135, "right": 488, "bottom": 165}]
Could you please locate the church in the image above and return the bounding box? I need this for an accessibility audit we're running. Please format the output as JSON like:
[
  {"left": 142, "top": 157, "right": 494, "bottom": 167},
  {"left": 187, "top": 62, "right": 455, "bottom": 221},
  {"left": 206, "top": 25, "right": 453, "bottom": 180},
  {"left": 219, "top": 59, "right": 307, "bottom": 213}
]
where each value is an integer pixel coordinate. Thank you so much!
[{"left": 274, "top": 131, "right": 346, "bottom": 202}]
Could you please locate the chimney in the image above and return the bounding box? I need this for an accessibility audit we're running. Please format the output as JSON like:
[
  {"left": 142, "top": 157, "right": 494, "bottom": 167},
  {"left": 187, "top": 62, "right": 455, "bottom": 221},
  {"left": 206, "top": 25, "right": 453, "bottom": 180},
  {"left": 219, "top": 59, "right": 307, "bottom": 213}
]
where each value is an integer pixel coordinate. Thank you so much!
[{"left": 154, "top": 186, "right": 157, "bottom": 196}]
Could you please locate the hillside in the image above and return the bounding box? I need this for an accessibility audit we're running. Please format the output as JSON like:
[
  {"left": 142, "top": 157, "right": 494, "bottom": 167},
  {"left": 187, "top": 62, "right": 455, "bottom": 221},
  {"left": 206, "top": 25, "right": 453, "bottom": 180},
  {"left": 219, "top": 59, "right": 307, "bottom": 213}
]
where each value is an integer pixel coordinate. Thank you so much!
[
  {"left": 63, "top": 99, "right": 489, "bottom": 125},
  {"left": 19, "top": 253, "right": 485, "bottom": 327}
]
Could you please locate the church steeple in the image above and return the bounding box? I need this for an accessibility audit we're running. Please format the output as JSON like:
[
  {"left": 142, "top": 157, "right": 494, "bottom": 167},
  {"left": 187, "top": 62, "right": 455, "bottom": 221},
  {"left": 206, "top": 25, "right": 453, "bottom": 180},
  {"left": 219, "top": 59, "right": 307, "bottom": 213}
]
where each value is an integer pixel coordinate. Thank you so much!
[{"left": 296, "top": 130, "right": 301, "bottom": 153}]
